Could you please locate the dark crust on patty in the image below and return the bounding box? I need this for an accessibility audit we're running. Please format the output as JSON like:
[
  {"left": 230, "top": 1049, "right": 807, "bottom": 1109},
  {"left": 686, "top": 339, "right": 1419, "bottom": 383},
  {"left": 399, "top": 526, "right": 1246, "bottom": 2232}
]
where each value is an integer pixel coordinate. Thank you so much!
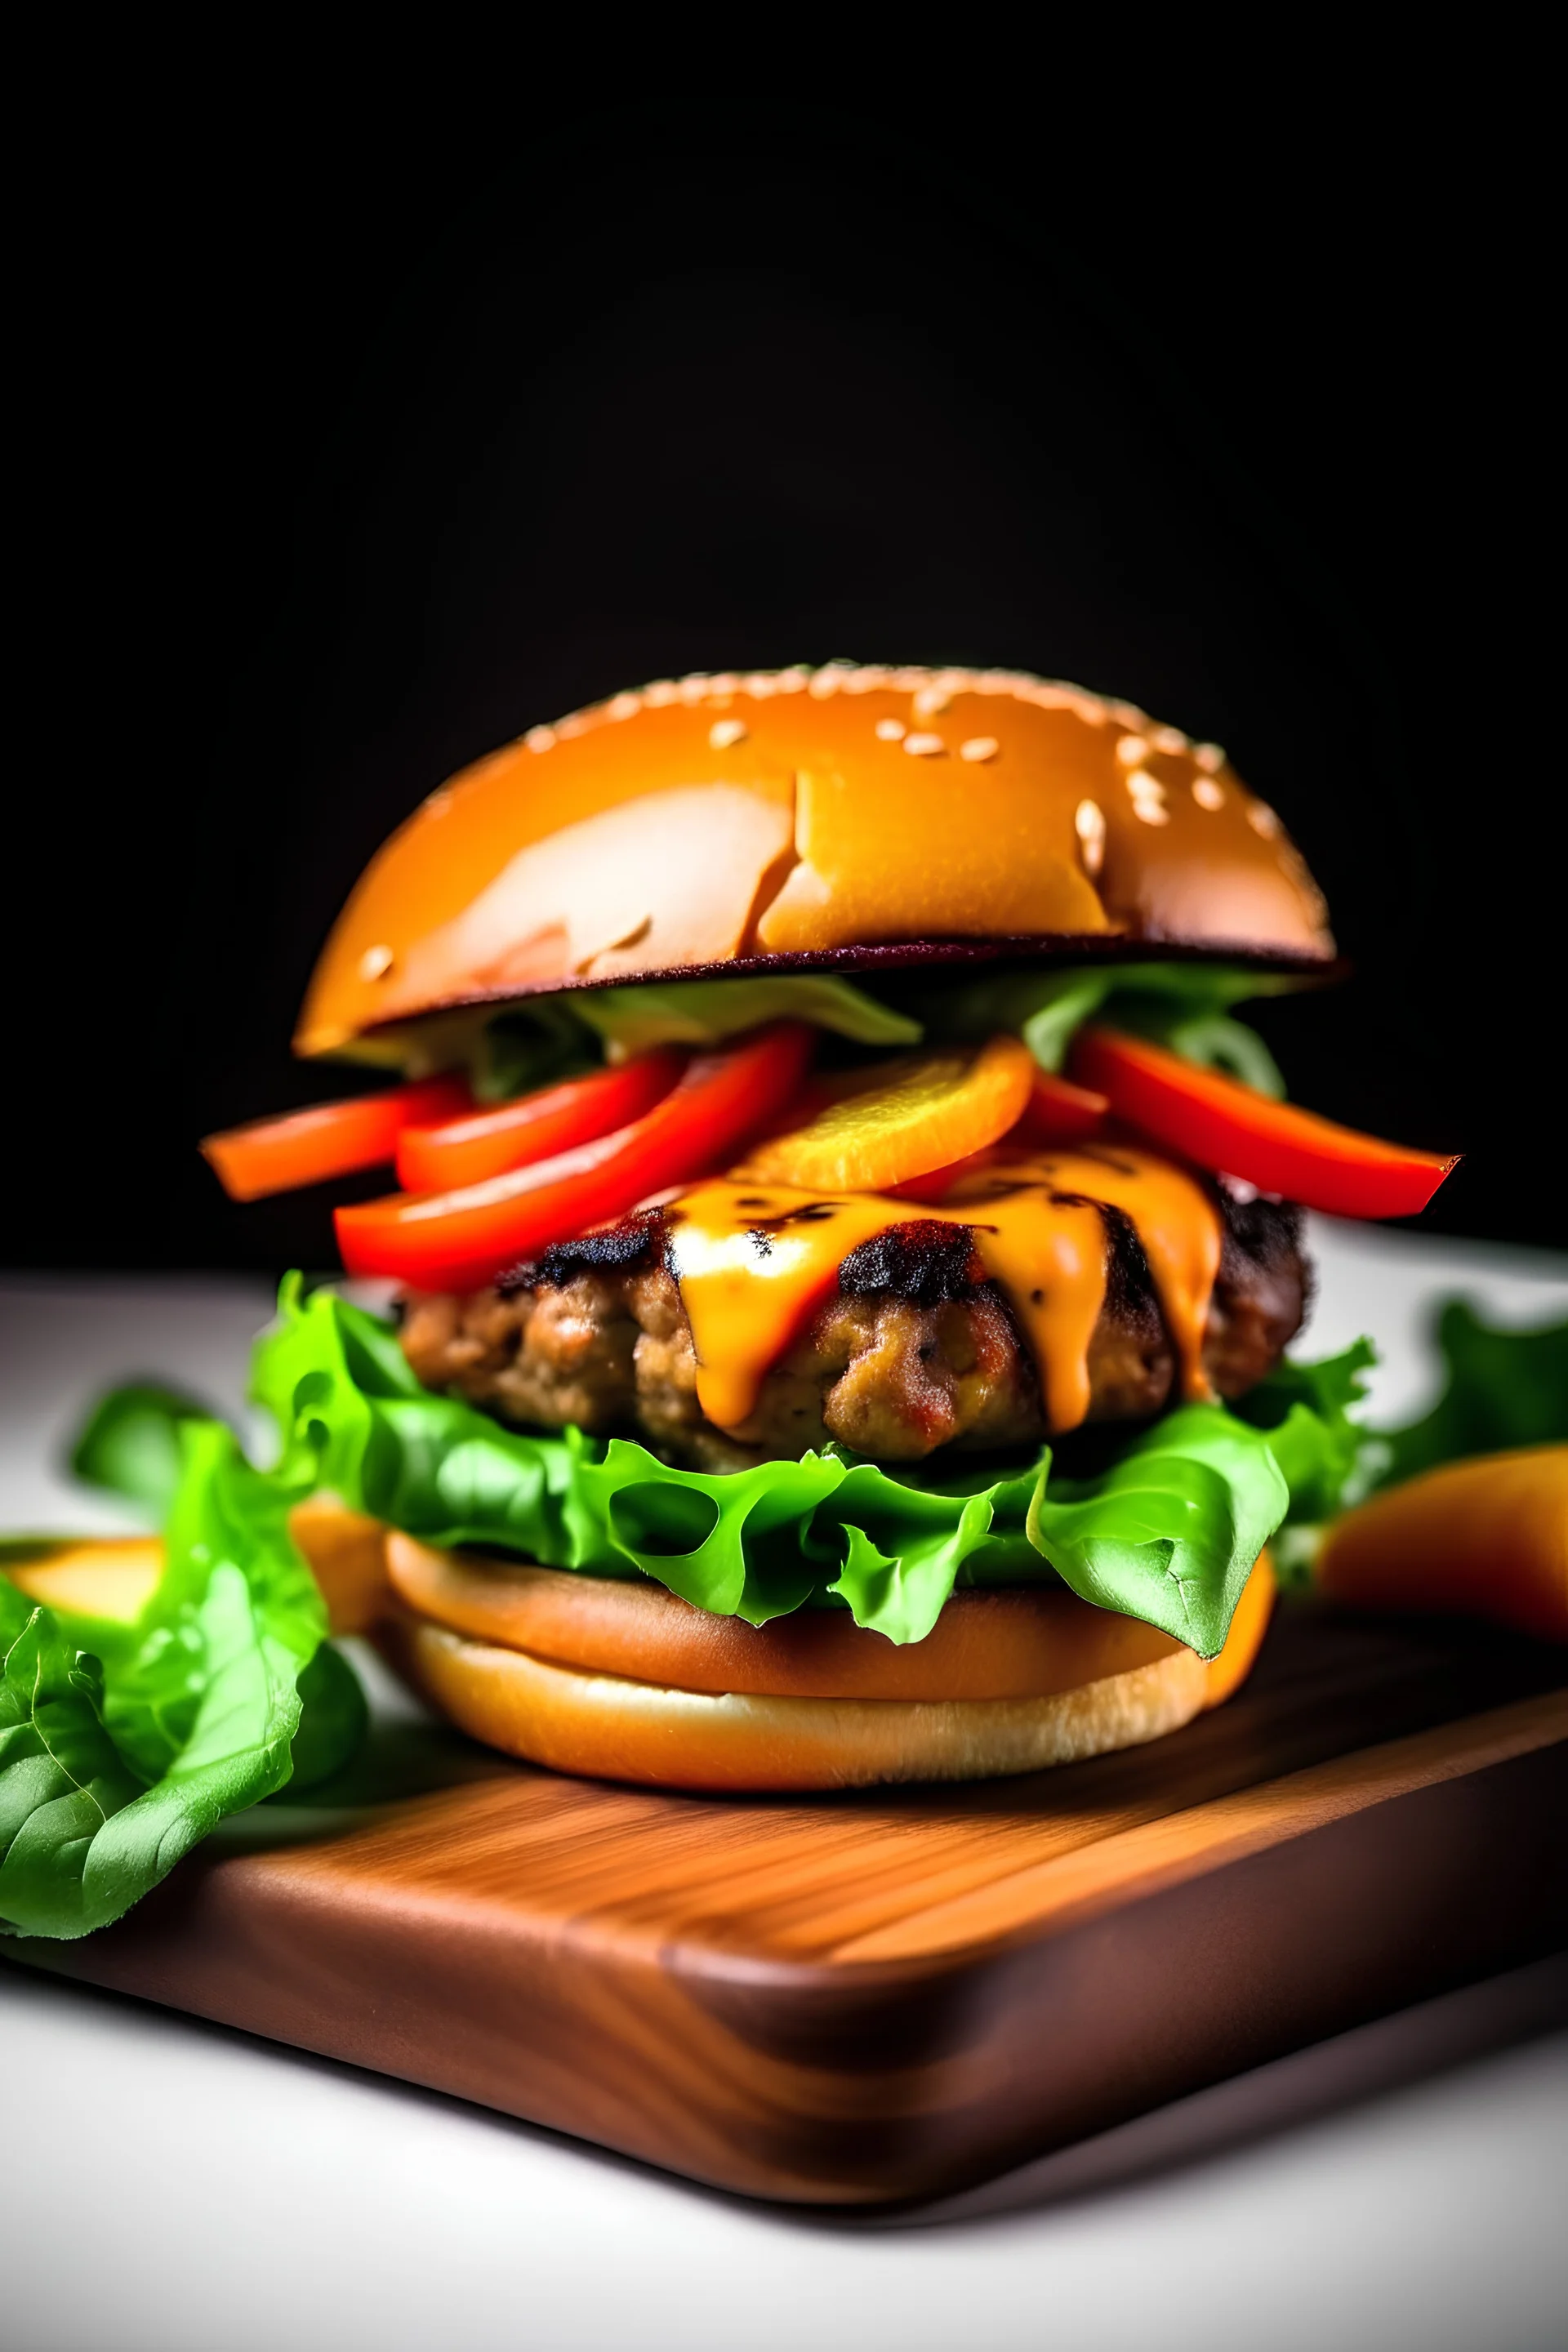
[
  {"left": 405, "top": 1187, "right": 1308, "bottom": 1471},
  {"left": 527, "top": 1214, "right": 666, "bottom": 1286},
  {"left": 836, "top": 1220, "right": 989, "bottom": 1307}
]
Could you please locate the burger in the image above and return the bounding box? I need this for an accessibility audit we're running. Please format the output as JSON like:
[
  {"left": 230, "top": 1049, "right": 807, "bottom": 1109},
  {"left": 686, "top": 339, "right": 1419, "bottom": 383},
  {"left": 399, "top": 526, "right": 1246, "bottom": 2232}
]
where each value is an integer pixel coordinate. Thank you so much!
[{"left": 197, "top": 662, "right": 1459, "bottom": 1791}]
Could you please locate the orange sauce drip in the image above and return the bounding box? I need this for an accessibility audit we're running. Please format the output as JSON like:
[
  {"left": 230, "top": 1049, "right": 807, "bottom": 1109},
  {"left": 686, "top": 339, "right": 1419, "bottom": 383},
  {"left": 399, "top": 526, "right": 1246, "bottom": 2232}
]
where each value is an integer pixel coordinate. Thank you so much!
[
  {"left": 947, "top": 1147, "right": 1223, "bottom": 1406},
  {"left": 665, "top": 1144, "right": 1221, "bottom": 1435}
]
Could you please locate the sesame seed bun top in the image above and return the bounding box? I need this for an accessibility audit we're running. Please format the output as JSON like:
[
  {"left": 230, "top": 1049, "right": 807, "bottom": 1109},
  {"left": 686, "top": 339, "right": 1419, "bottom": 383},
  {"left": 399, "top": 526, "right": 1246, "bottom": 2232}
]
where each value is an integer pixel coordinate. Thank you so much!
[{"left": 296, "top": 663, "right": 1334, "bottom": 1061}]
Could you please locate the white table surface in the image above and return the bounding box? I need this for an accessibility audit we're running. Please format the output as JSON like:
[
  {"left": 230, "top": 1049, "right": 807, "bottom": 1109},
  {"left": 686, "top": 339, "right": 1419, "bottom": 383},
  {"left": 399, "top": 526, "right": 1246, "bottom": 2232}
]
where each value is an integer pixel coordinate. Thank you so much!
[{"left": 3, "top": 1222, "right": 1566, "bottom": 2352}]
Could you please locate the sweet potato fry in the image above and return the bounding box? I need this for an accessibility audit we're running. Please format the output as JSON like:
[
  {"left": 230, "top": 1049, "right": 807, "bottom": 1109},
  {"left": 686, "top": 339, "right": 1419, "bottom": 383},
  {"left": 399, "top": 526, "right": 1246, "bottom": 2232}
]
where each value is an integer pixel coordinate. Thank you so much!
[{"left": 1316, "top": 1446, "right": 1567, "bottom": 1642}]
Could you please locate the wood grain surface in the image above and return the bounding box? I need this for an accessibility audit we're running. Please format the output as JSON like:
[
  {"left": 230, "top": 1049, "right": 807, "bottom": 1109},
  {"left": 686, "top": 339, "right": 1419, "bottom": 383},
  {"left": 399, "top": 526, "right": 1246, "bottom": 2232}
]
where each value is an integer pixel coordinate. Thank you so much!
[{"left": 11, "top": 1608, "right": 1566, "bottom": 2205}]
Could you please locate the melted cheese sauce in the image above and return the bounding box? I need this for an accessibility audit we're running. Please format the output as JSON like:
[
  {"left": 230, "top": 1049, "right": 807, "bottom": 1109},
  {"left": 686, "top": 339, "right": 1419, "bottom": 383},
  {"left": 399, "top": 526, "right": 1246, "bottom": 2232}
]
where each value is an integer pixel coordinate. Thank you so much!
[{"left": 664, "top": 1145, "right": 1223, "bottom": 1435}]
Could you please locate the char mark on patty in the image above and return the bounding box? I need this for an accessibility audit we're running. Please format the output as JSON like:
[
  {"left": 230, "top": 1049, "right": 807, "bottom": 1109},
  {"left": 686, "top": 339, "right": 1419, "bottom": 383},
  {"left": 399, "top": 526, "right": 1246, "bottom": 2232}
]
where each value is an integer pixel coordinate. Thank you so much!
[
  {"left": 837, "top": 1219, "right": 987, "bottom": 1307},
  {"left": 497, "top": 1209, "right": 666, "bottom": 1297}
]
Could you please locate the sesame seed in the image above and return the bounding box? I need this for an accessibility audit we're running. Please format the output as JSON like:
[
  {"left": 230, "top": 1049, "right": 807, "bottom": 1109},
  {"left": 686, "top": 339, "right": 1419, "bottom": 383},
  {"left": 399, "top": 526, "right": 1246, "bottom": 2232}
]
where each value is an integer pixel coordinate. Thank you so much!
[
  {"left": 913, "top": 685, "right": 951, "bottom": 717},
  {"left": 1075, "top": 798, "right": 1107, "bottom": 876},
  {"left": 707, "top": 673, "right": 740, "bottom": 697},
  {"left": 359, "top": 943, "right": 394, "bottom": 982},
  {"left": 959, "top": 736, "right": 1000, "bottom": 763},
  {"left": 678, "top": 675, "right": 712, "bottom": 705},
  {"left": 422, "top": 787, "right": 452, "bottom": 815},
  {"left": 903, "top": 732, "right": 947, "bottom": 757},
  {"left": 1248, "top": 802, "right": 1282, "bottom": 839},
  {"left": 644, "top": 681, "right": 679, "bottom": 707},
  {"left": 777, "top": 667, "right": 810, "bottom": 693},
  {"left": 743, "top": 674, "right": 777, "bottom": 697},
  {"left": 875, "top": 717, "right": 907, "bottom": 742},
  {"left": 709, "top": 718, "right": 748, "bottom": 749},
  {"left": 1125, "top": 768, "right": 1170, "bottom": 826},
  {"left": 1192, "top": 777, "right": 1225, "bottom": 811},
  {"left": 1151, "top": 725, "right": 1187, "bottom": 756},
  {"left": 1108, "top": 699, "right": 1147, "bottom": 732},
  {"left": 524, "top": 725, "right": 556, "bottom": 753},
  {"left": 1194, "top": 742, "right": 1225, "bottom": 773},
  {"left": 808, "top": 668, "right": 844, "bottom": 698},
  {"left": 608, "top": 692, "right": 642, "bottom": 721},
  {"left": 1116, "top": 735, "right": 1150, "bottom": 768}
]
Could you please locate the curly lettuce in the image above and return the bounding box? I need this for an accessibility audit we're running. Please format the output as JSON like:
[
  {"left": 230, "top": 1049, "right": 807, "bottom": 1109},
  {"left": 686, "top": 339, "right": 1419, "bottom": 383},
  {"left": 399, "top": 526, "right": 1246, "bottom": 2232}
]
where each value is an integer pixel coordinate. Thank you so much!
[{"left": 253, "top": 1276, "right": 1287, "bottom": 1655}]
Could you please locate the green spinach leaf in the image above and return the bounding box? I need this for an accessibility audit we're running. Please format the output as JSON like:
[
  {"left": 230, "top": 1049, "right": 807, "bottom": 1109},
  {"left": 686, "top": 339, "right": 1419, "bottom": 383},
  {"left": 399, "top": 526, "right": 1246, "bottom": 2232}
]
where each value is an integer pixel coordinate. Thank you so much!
[
  {"left": 69, "top": 1381, "right": 215, "bottom": 1521},
  {"left": 1374, "top": 1300, "right": 1568, "bottom": 1486},
  {"left": 2, "top": 1419, "right": 359, "bottom": 1940}
]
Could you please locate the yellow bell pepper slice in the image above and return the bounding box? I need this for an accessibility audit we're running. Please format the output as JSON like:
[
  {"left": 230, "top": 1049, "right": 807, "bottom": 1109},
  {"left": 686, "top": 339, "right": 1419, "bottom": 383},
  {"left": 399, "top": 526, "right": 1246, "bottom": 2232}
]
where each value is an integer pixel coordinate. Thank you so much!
[{"left": 735, "top": 1032, "right": 1036, "bottom": 1193}]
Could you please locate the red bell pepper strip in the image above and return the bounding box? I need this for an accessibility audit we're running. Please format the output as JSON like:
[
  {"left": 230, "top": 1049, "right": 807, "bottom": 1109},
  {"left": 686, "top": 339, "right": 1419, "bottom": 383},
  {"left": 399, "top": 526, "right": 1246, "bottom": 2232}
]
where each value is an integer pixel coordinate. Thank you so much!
[
  {"left": 887, "top": 1147, "right": 999, "bottom": 1204},
  {"left": 1010, "top": 1067, "right": 1109, "bottom": 1146},
  {"left": 336, "top": 1022, "right": 815, "bottom": 1292},
  {"left": 1071, "top": 1027, "right": 1459, "bottom": 1218},
  {"left": 202, "top": 1076, "right": 471, "bottom": 1203},
  {"left": 396, "top": 1049, "right": 687, "bottom": 1192}
]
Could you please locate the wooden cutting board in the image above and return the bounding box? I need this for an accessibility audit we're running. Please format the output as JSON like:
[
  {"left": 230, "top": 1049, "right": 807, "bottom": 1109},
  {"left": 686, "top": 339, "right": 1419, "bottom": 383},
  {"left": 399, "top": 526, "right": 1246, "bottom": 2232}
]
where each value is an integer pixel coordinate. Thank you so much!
[{"left": 11, "top": 1608, "right": 1567, "bottom": 2206}]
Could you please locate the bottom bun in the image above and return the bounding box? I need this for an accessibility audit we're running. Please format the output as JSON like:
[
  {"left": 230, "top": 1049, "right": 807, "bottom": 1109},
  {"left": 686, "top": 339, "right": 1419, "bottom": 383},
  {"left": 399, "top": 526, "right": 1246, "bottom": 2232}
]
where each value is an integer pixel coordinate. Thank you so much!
[{"left": 379, "top": 1557, "right": 1274, "bottom": 1791}]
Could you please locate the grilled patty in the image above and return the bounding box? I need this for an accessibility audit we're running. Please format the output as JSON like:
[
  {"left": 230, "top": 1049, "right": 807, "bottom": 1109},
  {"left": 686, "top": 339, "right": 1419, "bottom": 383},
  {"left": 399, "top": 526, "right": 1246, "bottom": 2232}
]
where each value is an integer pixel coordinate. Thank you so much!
[{"left": 399, "top": 1187, "right": 1308, "bottom": 1471}]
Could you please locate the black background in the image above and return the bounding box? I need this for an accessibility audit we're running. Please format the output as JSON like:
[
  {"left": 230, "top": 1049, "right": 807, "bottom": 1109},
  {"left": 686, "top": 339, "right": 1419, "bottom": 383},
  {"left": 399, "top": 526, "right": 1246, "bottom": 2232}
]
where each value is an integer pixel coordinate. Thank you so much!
[{"left": 13, "top": 90, "right": 1559, "bottom": 1269}]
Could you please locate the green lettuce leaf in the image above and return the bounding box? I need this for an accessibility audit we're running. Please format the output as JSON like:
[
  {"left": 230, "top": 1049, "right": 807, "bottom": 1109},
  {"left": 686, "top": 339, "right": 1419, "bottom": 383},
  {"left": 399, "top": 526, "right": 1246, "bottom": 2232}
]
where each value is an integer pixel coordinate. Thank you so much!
[
  {"left": 349, "top": 962, "right": 1294, "bottom": 1099},
  {"left": 69, "top": 1379, "right": 214, "bottom": 1521},
  {"left": 570, "top": 976, "right": 922, "bottom": 1060},
  {"left": 1, "top": 1415, "right": 364, "bottom": 1940},
  {"left": 474, "top": 1000, "right": 599, "bottom": 1102},
  {"left": 252, "top": 1276, "right": 1295, "bottom": 1655},
  {"left": 1026, "top": 1405, "right": 1287, "bottom": 1657},
  {"left": 465, "top": 975, "right": 923, "bottom": 1099},
  {"left": 1230, "top": 1339, "right": 1379, "bottom": 1523},
  {"left": 2, "top": 1581, "right": 149, "bottom": 1939},
  {"left": 893, "top": 962, "right": 1297, "bottom": 1095}
]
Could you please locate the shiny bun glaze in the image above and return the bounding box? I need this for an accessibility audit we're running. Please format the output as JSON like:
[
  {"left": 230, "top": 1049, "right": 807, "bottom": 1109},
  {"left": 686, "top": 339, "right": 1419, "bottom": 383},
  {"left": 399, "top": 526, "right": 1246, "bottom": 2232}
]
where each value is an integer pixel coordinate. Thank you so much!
[{"left": 297, "top": 664, "right": 1334, "bottom": 1058}]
